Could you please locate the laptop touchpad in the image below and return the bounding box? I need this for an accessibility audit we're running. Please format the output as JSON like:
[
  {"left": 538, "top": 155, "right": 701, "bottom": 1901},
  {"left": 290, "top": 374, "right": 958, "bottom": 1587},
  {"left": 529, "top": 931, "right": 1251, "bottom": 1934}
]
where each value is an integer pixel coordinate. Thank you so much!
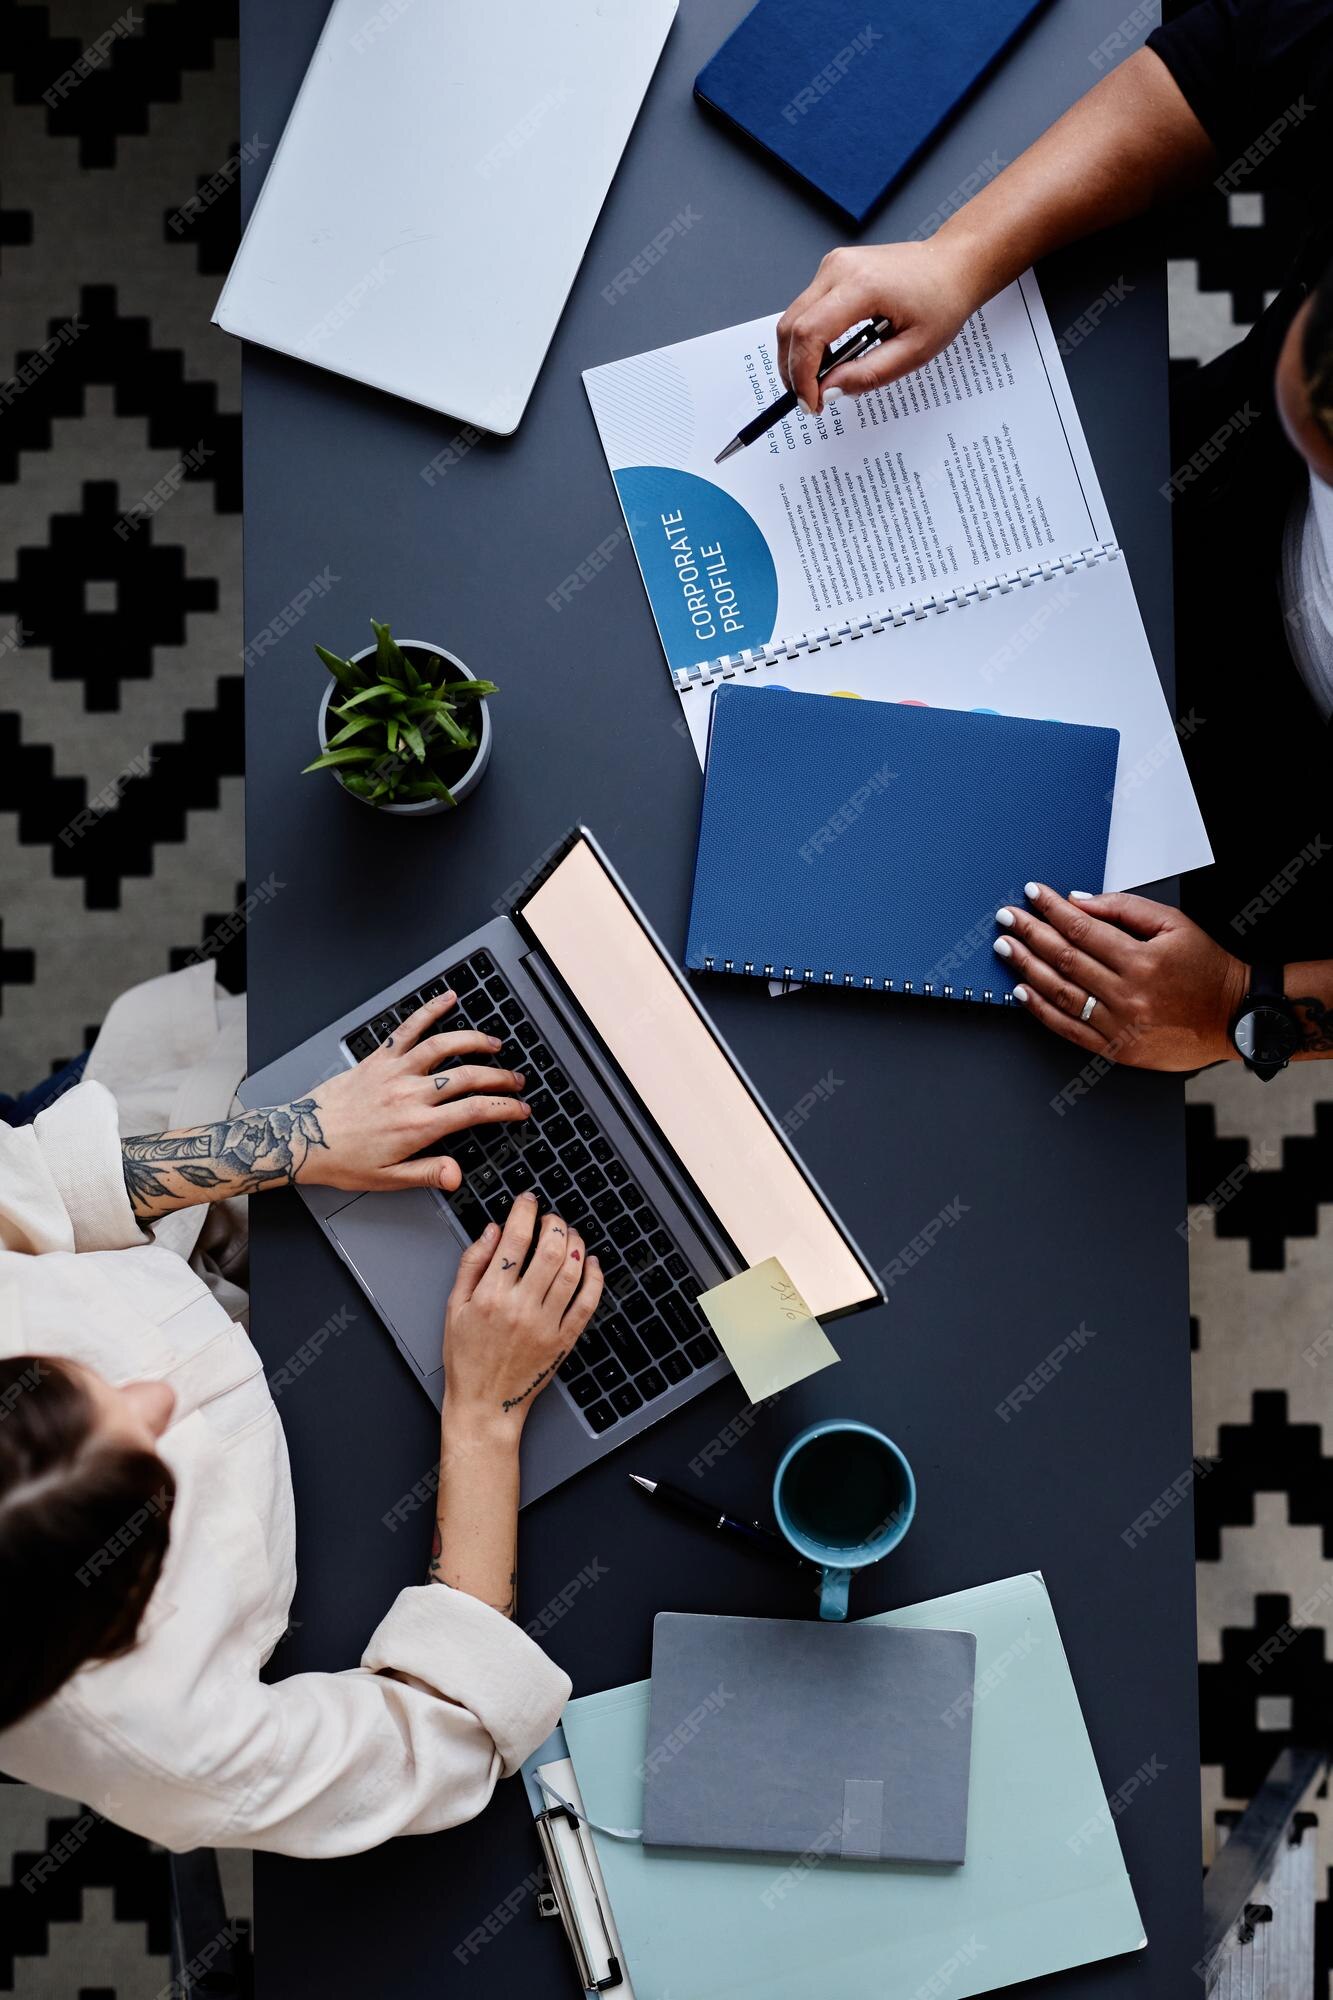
[{"left": 326, "top": 1190, "right": 461, "bottom": 1379}]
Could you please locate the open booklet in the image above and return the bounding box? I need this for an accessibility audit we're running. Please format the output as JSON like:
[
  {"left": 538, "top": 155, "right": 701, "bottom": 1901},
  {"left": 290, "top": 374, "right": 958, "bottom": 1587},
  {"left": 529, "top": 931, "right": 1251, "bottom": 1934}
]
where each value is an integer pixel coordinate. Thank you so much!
[{"left": 582, "top": 272, "right": 1211, "bottom": 893}]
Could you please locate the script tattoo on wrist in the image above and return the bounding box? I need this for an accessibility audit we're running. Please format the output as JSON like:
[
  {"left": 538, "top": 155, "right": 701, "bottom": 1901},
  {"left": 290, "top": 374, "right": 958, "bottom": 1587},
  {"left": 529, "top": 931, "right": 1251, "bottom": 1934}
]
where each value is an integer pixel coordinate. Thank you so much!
[
  {"left": 1289, "top": 995, "right": 1333, "bottom": 1052},
  {"left": 122, "top": 1099, "right": 328, "bottom": 1218},
  {"left": 500, "top": 1351, "right": 565, "bottom": 1414}
]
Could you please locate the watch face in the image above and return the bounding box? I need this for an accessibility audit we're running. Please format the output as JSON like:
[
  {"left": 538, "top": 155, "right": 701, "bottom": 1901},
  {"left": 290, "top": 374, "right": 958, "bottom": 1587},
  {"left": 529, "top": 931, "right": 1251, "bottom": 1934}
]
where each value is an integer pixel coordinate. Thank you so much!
[{"left": 1234, "top": 1003, "right": 1301, "bottom": 1067}]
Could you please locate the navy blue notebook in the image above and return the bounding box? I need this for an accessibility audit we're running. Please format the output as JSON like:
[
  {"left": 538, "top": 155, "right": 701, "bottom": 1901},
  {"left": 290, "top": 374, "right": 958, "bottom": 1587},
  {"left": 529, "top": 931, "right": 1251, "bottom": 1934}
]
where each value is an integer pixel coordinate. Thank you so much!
[
  {"left": 694, "top": 0, "right": 1049, "bottom": 226},
  {"left": 685, "top": 685, "right": 1119, "bottom": 1002}
]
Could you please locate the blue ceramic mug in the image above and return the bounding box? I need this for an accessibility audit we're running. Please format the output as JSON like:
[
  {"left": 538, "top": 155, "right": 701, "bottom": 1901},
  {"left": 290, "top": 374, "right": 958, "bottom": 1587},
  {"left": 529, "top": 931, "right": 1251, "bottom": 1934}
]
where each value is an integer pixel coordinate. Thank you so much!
[{"left": 773, "top": 1419, "right": 916, "bottom": 1620}]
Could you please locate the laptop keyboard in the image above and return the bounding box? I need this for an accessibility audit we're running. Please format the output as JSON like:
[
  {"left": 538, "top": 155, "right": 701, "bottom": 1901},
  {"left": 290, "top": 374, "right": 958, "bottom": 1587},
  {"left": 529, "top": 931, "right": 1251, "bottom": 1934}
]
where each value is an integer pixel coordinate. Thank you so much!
[{"left": 344, "top": 951, "right": 722, "bottom": 1433}]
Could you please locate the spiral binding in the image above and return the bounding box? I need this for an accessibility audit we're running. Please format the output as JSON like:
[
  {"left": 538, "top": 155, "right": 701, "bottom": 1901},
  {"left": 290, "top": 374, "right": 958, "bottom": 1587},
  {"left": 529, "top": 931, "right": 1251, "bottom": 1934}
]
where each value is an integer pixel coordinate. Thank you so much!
[
  {"left": 699, "top": 958, "right": 1015, "bottom": 1003},
  {"left": 671, "top": 541, "right": 1121, "bottom": 693}
]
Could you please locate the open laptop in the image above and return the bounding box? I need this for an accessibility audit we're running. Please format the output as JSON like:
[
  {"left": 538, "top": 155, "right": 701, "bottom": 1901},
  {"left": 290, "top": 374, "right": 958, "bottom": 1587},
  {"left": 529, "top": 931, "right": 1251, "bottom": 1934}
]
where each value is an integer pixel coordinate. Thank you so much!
[
  {"left": 213, "top": 0, "right": 678, "bottom": 433},
  {"left": 240, "top": 830, "right": 883, "bottom": 1504}
]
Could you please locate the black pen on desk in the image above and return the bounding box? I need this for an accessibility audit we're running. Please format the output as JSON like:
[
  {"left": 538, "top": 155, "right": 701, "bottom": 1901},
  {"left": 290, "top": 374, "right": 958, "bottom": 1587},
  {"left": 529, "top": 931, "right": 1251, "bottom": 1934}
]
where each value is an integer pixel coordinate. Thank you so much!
[
  {"left": 714, "top": 314, "right": 893, "bottom": 464},
  {"left": 629, "top": 1473, "right": 805, "bottom": 1566}
]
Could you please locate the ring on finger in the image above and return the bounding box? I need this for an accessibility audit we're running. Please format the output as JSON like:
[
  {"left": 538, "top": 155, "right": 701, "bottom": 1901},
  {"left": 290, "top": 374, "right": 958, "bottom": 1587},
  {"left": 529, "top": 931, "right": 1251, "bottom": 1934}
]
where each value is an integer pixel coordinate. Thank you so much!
[{"left": 1078, "top": 993, "right": 1098, "bottom": 1024}]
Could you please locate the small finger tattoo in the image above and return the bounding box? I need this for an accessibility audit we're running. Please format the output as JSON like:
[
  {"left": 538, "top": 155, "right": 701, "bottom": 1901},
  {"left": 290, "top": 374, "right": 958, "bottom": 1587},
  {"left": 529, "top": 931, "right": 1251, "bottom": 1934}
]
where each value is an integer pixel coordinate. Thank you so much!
[
  {"left": 550, "top": 1224, "right": 566, "bottom": 1238},
  {"left": 384, "top": 1035, "right": 395, "bottom": 1050},
  {"left": 433, "top": 1074, "right": 452, "bottom": 1091},
  {"left": 571, "top": 1248, "right": 582, "bottom": 1262},
  {"left": 501, "top": 1256, "right": 516, "bottom": 1270}
]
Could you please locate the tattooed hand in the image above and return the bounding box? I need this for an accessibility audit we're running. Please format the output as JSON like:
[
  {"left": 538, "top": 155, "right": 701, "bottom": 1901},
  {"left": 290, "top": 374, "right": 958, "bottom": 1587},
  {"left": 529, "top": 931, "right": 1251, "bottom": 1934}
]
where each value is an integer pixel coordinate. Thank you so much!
[
  {"left": 122, "top": 989, "right": 530, "bottom": 1218},
  {"left": 442, "top": 1193, "right": 603, "bottom": 1436}
]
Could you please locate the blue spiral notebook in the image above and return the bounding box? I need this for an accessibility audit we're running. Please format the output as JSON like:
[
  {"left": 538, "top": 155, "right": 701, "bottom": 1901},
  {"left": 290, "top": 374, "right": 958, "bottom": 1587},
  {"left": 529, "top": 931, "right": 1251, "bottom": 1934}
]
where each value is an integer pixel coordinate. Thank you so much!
[
  {"left": 685, "top": 684, "right": 1119, "bottom": 1002},
  {"left": 694, "top": 0, "right": 1050, "bottom": 226}
]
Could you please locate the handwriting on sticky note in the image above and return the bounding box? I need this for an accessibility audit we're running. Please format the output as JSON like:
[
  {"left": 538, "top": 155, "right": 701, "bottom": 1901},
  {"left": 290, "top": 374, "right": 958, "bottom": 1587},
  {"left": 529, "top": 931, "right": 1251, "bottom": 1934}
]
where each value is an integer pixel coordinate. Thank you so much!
[{"left": 697, "top": 1257, "right": 840, "bottom": 1403}]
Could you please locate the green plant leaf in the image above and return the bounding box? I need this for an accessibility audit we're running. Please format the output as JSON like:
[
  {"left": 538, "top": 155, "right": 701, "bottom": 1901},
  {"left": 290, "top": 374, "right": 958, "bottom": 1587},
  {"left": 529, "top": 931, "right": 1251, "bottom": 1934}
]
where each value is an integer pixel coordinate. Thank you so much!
[
  {"left": 401, "top": 721, "right": 427, "bottom": 762},
  {"left": 325, "top": 714, "right": 378, "bottom": 747},
  {"left": 435, "top": 680, "right": 497, "bottom": 699},
  {"left": 413, "top": 771, "right": 457, "bottom": 806},
  {"left": 302, "top": 747, "right": 380, "bottom": 773},
  {"left": 314, "top": 643, "right": 371, "bottom": 691},
  {"left": 386, "top": 718, "right": 399, "bottom": 753},
  {"left": 371, "top": 619, "right": 414, "bottom": 689},
  {"left": 335, "top": 681, "right": 410, "bottom": 713}
]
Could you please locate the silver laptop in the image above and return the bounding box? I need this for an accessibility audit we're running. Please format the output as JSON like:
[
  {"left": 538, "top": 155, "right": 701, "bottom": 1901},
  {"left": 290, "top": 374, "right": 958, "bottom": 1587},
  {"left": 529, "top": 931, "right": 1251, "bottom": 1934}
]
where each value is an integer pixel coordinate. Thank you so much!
[
  {"left": 240, "top": 830, "right": 882, "bottom": 1503},
  {"left": 213, "top": 0, "right": 677, "bottom": 433}
]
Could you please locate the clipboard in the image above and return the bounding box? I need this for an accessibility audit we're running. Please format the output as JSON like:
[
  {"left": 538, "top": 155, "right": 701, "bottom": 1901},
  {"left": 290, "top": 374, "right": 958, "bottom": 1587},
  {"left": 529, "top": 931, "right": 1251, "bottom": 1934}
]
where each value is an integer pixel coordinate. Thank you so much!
[{"left": 521, "top": 1728, "right": 635, "bottom": 1996}]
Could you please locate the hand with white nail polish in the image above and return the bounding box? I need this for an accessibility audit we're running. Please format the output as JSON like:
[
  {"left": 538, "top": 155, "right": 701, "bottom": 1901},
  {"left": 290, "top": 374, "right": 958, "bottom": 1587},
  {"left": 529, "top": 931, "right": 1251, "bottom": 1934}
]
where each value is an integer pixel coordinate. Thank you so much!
[{"left": 991, "top": 883, "right": 1249, "bottom": 1071}]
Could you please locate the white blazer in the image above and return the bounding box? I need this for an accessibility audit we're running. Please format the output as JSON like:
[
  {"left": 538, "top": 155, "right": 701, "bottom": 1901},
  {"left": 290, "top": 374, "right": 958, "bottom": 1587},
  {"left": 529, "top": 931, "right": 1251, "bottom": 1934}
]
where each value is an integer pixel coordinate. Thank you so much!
[{"left": 0, "top": 964, "right": 569, "bottom": 1855}]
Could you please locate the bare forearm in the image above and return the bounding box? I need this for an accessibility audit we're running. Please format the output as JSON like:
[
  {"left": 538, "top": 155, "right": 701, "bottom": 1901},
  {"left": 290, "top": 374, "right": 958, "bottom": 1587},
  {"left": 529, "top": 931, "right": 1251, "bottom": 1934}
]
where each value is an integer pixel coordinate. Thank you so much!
[
  {"left": 429, "top": 1409, "right": 522, "bottom": 1617},
  {"left": 122, "top": 1100, "right": 329, "bottom": 1219},
  {"left": 936, "top": 50, "right": 1215, "bottom": 310}
]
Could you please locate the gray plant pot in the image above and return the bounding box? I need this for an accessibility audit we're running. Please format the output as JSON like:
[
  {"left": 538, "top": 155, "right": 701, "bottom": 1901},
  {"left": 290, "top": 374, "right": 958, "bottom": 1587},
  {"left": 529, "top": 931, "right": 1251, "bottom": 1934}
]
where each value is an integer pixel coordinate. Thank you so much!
[{"left": 316, "top": 640, "right": 493, "bottom": 817}]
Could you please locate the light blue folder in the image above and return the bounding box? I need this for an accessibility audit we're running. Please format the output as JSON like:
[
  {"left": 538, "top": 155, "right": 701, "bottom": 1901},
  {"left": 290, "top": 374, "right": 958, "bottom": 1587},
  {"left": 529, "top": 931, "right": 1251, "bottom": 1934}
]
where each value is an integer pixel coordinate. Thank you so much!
[{"left": 556, "top": 1572, "right": 1145, "bottom": 2000}]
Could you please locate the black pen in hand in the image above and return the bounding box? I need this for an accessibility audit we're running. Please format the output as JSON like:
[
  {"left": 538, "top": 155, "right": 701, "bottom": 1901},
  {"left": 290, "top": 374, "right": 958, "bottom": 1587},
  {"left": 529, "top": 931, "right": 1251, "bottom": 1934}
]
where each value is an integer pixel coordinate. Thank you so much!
[
  {"left": 714, "top": 314, "right": 893, "bottom": 463},
  {"left": 629, "top": 1474, "right": 805, "bottom": 1566}
]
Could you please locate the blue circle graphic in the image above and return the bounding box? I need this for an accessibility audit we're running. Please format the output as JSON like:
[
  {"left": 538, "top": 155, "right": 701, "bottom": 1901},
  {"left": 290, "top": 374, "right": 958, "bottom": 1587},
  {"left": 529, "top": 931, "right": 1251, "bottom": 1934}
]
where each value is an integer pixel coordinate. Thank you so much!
[{"left": 614, "top": 465, "right": 779, "bottom": 672}]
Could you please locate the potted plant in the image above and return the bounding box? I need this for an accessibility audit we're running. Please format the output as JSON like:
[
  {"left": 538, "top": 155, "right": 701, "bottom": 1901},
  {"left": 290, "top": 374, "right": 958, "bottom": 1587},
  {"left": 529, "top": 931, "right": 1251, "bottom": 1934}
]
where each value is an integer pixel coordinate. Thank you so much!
[{"left": 304, "top": 620, "right": 497, "bottom": 815}]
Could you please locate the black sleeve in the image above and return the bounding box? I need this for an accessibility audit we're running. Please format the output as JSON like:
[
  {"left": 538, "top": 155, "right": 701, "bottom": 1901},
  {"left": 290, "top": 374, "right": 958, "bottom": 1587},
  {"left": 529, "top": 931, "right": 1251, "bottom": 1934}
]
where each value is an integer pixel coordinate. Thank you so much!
[{"left": 1146, "top": 0, "right": 1331, "bottom": 168}]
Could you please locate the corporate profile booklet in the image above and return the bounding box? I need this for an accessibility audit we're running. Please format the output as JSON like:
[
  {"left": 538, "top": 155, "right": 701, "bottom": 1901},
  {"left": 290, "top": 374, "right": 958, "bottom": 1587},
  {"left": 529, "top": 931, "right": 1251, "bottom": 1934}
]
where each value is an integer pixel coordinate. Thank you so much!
[{"left": 582, "top": 270, "right": 1211, "bottom": 893}]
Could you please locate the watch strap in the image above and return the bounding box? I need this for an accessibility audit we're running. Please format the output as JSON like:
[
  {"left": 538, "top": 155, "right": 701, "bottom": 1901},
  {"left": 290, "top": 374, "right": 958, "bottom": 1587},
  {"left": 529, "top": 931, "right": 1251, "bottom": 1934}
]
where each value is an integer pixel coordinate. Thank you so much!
[{"left": 1249, "top": 963, "right": 1284, "bottom": 1001}]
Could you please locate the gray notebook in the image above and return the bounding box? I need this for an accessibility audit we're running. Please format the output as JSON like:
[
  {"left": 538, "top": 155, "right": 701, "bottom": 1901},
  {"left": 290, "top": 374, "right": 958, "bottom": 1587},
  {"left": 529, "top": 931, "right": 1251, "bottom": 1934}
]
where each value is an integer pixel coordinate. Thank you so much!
[{"left": 642, "top": 1612, "right": 977, "bottom": 1864}]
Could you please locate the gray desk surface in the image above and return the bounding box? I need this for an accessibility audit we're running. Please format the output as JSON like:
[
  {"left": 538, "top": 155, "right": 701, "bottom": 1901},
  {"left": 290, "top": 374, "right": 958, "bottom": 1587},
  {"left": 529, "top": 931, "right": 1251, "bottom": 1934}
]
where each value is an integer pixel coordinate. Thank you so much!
[{"left": 238, "top": 1, "right": 1201, "bottom": 1991}]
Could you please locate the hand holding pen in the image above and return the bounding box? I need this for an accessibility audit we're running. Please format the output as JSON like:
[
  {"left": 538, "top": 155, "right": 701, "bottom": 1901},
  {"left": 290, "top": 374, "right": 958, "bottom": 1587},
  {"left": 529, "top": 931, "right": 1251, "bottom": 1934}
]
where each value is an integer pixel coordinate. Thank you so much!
[{"left": 715, "top": 315, "right": 893, "bottom": 463}]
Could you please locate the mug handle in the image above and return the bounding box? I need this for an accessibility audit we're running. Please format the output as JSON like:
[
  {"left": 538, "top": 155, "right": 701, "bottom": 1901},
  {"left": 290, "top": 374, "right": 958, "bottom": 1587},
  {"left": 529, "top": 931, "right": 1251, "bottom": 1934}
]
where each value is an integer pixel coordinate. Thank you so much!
[{"left": 819, "top": 1566, "right": 851, "bottom": 1621}]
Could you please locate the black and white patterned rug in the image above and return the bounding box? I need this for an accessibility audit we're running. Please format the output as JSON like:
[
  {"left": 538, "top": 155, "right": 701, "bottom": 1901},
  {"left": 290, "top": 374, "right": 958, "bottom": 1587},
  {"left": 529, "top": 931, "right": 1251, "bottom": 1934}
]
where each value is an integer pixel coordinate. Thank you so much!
[{"left": 0, "top": 6, "right": 1328, "bottom": 1991}]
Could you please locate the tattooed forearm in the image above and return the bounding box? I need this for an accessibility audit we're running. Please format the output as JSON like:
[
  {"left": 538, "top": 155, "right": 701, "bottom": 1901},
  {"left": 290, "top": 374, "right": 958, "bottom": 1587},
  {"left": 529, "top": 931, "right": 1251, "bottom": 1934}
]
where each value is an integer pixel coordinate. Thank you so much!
[
  {"left": 122, "top": 1099, "right": 328, "bottom": 1219},
  {"left": 500, "top": 1351, "right": 565, "bottom": 1414},
  {"left": 1289, "top": 995, "right": 1333, "bottom": 1053},
  {"left": 427, "top": 1522, "right": 451, "bottom": 1586}
]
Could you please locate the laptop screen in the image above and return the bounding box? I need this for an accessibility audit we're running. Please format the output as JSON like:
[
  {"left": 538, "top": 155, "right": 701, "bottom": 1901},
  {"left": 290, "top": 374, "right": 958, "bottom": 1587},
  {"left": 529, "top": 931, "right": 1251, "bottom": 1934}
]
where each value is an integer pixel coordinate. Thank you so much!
[{"left": 518, "top": 835, "right": 879, "bottom": 1319}]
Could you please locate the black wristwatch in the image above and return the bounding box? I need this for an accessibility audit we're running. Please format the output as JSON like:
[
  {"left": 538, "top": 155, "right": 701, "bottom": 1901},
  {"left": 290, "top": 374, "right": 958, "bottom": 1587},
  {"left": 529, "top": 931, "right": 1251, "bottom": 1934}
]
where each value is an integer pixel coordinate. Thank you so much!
[{"left": 1231, "top": 964, "right": 1303, "bottom": 1080}]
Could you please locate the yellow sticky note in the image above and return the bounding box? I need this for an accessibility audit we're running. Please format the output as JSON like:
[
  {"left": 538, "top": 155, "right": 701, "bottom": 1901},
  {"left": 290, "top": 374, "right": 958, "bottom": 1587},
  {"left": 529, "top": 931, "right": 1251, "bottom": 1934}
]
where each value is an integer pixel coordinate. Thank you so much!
[{"left": 697, "top": 1257, "right": 840, "bottom": 1403}]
